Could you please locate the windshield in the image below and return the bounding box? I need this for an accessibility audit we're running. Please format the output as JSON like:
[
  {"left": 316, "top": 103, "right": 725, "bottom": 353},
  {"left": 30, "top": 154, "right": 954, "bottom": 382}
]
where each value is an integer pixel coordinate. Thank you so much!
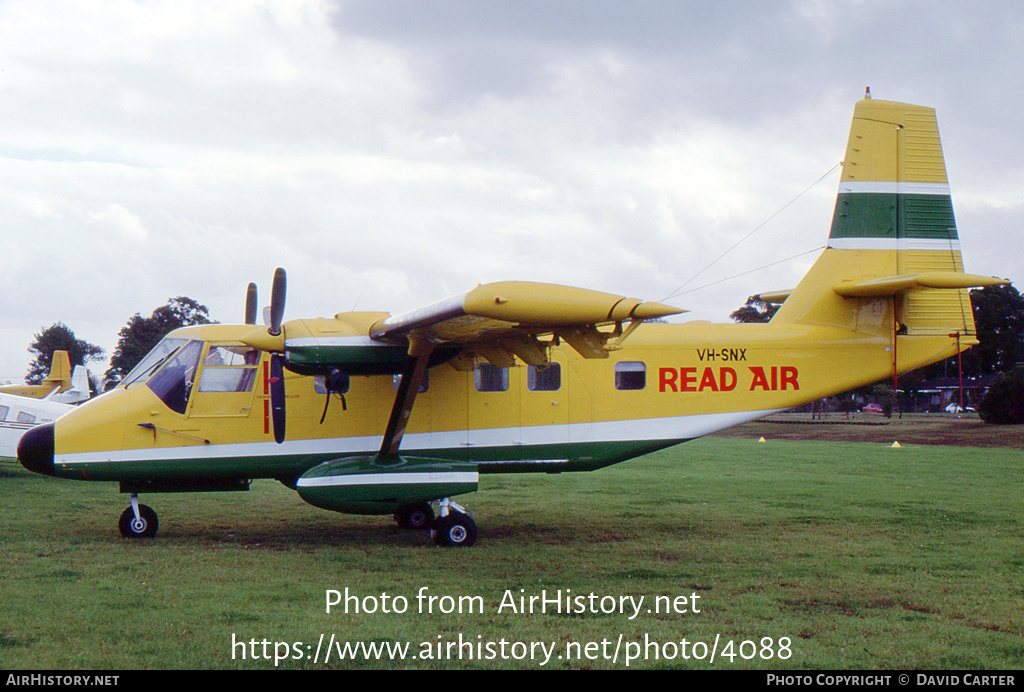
[
  {"left": 122, "top": 337, "right": 191, "bottom": 388},
  {"left": 145, "top": 340, "right": 204, "bottom": 414}
]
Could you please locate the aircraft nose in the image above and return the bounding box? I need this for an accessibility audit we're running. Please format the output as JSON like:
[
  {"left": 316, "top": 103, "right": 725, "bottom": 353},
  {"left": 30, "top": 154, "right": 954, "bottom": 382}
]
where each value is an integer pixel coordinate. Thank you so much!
[{"left": 18, "top": 423, "right": 55, "bottom": 476}]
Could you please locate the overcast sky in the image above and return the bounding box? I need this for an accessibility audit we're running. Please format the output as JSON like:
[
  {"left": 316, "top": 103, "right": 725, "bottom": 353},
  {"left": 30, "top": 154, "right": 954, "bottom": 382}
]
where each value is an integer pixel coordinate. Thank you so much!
[{"left": 1, "top": 0, "right": 1021, "bottom": 381}]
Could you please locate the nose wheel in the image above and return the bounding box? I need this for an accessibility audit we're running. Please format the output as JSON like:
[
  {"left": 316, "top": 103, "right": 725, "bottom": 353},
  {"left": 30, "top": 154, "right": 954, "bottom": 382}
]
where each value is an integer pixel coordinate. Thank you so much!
[{"left": 118, "top": 494, "right": 159, "bottom": 538}]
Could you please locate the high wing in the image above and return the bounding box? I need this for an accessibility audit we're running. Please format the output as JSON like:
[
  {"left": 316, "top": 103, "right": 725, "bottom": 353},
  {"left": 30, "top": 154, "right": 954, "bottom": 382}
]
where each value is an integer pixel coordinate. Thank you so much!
[{"left": 367, "top": 281, "right": 685, "bottom": 367}]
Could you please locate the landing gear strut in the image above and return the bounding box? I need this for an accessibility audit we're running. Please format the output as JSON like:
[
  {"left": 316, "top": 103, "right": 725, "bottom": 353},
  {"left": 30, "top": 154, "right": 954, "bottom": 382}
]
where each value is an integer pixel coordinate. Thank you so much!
[
  {"left": 377, "top": 339, "right": 478, "bottom": 547},
  {"left": 118, "top": 494, "right": 159, "bottom": 538},
  {"left": 431, "top": 498, "right": 477, "bottom": 547}
]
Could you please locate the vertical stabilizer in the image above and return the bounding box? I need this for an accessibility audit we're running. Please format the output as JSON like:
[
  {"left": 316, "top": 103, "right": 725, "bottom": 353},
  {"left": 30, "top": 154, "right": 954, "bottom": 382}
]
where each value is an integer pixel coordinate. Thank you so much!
[
  {"left": 63, "top": 366, "right": 91, "bottom": 404},
  {"left": 829, "top": 100, "right": 972, "bottom": 337},
  {"left": 42, "top": 350, "right": 73, "bottom": 389},
  {"left": 0, "top": 350, "right": 77, "bottom": 400},
  {"left": 773, "top": 99, "right": 980, "bottom": 341}
]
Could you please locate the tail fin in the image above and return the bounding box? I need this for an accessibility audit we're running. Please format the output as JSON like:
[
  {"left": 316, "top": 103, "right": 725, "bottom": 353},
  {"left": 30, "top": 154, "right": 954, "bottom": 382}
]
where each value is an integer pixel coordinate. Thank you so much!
[
  {"left": 0, "top": 350, "right": 78, "bottom": 400},
  {"left": 42, "top": 350, "right": 73, "bottom": 390},
  {"left": 63, "top": 366, "right": 91, "bottom": 404},
  {"left": 772, "top": 98, "right": 1006, "bottom": 354}
]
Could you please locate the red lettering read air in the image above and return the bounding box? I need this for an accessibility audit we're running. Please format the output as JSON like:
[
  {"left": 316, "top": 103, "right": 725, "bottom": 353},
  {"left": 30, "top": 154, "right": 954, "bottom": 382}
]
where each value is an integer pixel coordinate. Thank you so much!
[{"left": 658, "top": 366, "right": 799, "bottom": 393}]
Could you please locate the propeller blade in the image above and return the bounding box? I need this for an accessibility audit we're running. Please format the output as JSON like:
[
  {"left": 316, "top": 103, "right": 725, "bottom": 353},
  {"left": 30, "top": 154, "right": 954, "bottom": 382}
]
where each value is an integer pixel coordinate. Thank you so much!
[
  {"left": 269, "top": 268, "right": 286, "bottom": 336},
  {"left": 270, "top": 353, "right": 286, "bottom": 444},
  {"left": 245, "top": 283, "right": 258, "bottom": 325}
]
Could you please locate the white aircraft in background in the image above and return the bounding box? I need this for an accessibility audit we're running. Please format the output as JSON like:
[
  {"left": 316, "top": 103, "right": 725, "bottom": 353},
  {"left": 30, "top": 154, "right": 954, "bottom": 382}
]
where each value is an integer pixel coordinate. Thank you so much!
[{"left": 0, "top": 353, "right": 91, "bottom": 459}]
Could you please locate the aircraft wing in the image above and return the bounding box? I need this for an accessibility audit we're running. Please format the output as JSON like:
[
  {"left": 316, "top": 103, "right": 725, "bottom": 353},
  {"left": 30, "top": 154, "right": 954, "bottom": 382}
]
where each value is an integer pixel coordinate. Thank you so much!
[{"left": 368, "top": 281, "right": 684, "bottom": 366}]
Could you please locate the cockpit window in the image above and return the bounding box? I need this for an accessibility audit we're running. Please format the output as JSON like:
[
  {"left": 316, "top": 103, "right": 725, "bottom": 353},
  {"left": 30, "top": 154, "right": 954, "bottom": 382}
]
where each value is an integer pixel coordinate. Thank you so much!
[
  {"left": 145, "top": 340, "right": 204, "bottom": 414},
  {"left": 122, "top": 337, "right": 191, "bottom": 388}
]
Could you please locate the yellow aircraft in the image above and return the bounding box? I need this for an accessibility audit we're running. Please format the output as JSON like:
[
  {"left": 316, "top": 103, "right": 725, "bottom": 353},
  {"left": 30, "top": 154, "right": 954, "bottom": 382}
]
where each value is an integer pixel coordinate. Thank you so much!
[
  {"left": 17, "top": 98, "right": 1008, "bottom": 546},
  {"left": 0, "top": 351, "right": 89, "bottom": 403}
]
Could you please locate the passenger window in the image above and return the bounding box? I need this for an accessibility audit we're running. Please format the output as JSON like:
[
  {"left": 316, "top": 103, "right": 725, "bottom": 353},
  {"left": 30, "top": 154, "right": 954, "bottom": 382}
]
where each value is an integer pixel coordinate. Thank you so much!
[
  {"left": 0, "top": 405, "right": 8, "bottom": 421},
  {"left": 198, "top": 346, "right": 260, "bottom": 393},
  {"left": 475, "top": 363, "right": 509, "bottom": 392},
  {"left": 17, "top": 411, "right": 36, "bottom": 424},
  {"left": 615, "top": 362, "right": 646, "bottom": 390},
  {"left": 527, "top": 363, "right": 561, "bottom": 392}
]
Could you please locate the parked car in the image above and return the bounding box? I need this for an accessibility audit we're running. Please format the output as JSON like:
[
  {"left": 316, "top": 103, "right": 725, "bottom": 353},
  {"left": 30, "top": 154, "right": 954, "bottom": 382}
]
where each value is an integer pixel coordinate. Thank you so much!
[
  {"left": 945, "top": 403, "right": 975, "bottom": 413},
  {"left": 861, "top": 403, "right": 883, "bottom": 413}
]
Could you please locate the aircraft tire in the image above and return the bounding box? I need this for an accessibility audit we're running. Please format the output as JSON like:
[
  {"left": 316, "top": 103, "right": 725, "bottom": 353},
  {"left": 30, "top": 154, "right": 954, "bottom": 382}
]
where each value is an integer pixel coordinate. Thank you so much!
[
  {"left": 394, "top": 502, "right": 434, "bottom": 530},
  {"left": 118, "top": 504, "right": 159, "bottom": 539},
  {"left": 433, "top": 513, "right": 477, "bottom": 547}
]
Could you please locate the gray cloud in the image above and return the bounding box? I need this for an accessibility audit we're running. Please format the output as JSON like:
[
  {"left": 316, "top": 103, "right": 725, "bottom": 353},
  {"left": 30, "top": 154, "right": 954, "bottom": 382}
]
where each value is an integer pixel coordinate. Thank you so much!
[{"left": 0, "top": 0, "right": 1019, "bottom": 381}]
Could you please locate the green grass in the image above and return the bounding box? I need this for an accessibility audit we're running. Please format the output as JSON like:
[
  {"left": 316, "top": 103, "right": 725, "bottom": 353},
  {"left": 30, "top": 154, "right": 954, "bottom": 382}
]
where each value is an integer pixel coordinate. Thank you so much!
[{"left": 1, "top": 436, "right": 1022, "bottom": 670}]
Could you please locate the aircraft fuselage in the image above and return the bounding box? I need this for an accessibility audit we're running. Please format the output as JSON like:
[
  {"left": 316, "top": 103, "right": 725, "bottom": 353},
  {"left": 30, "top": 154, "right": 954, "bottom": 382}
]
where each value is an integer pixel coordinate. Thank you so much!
[{"left": 25, "top": 309, "right": 954, "bottom": 486}]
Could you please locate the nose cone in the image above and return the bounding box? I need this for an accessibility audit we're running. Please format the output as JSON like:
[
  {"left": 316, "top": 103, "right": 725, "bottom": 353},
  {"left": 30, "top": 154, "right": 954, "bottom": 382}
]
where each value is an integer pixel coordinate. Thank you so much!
[{"left": 18, "top": 423, "right": 55, "bottom": 476}]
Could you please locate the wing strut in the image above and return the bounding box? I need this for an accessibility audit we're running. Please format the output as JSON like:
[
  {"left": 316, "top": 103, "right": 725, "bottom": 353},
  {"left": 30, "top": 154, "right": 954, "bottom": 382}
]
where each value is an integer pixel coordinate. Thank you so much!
[{"left": 378, "top": 337, "right": 435, "bottom": 459}]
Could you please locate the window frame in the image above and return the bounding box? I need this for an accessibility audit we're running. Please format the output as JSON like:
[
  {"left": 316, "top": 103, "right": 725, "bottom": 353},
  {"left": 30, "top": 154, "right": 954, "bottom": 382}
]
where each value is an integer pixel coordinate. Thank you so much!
[
  {"left": 474, "top": 363, "right": 509, "bottom": 392},
  {"left": 197, "top": 345, "right": 260, "bottom": 394},
  {"left": 527, "top": 363, "right": 561, "bottom": 392},
  {"left": 614, "top": 361, "right": 647, "bottom": 391}
]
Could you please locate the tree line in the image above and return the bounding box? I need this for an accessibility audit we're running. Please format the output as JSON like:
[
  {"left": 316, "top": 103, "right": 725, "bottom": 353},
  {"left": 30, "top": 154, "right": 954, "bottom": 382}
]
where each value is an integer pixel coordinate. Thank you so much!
[{"left": 26, "top": 297, "right": 212, "bottom": 394}]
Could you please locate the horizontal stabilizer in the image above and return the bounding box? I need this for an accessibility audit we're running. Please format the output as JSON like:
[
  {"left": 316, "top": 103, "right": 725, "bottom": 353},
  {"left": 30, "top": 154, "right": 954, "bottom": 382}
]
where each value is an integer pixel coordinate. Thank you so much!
[
  {"left": 833, "top": 272, "right": 1009, "bottom": 298},
  {"left": 754, "top": 290, "right": 792, "bottom": 304}
]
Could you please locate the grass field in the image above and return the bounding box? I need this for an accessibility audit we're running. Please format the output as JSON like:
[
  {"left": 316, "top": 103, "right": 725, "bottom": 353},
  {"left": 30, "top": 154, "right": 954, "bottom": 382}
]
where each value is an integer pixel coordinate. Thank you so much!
[{"left": 1, "top": 415, "right": 1022, "bottom": 670}]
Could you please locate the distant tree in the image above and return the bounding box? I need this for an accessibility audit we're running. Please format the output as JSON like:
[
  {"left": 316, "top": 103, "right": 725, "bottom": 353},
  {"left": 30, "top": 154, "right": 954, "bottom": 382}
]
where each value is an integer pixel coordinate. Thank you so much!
[
  {"left": 870, "top": 383, "right": 898, "bottom": 418},
  {"left": 26, "top": 323, "right": 104, "bottom": 384},
  {"left": 968, "top": 284, "right": 1024, "bottom": 374},
  {"left": 918, "top": 284, "right": 1024, "bottom": 380},
  {"left": 730, "top": 296, "right": 780, "bottom": 324},
  {"left": 978, "top": 365, "right": 1024, "bottom": 425},
  {"left": 104, "top": 297, "right": 213, "bottom": 389}
]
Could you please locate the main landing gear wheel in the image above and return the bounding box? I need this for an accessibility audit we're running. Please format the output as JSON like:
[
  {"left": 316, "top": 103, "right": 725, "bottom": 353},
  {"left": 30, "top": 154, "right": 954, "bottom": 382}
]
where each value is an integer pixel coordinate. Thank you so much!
[
  {"left": 433, "top": 510, "right": 477, "bottom": 548},
  {"left": 394, "top": 502, "right": 435, "bottom": 530},
  {"left": 118, "top": 501, "right": 159, "bottom": 539}
]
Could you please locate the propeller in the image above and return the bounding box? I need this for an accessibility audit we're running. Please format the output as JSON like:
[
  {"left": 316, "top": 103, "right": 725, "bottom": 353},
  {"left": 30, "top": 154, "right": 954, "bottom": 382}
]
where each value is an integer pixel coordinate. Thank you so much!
[
  {"left": 245, "top": 283, "right": 258, "bottom": 325},
  {"left": 268, "top": 268, "right": 287, "bottom": 443},
  {"left": 269, "top": 351, "right": 287, "bottom": 444},
  {"left": 243, "top": 269, "right": 289, "bottom": 444},
  {"left": 268, "top": 267, "right": 286, "bottom": 336}
]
